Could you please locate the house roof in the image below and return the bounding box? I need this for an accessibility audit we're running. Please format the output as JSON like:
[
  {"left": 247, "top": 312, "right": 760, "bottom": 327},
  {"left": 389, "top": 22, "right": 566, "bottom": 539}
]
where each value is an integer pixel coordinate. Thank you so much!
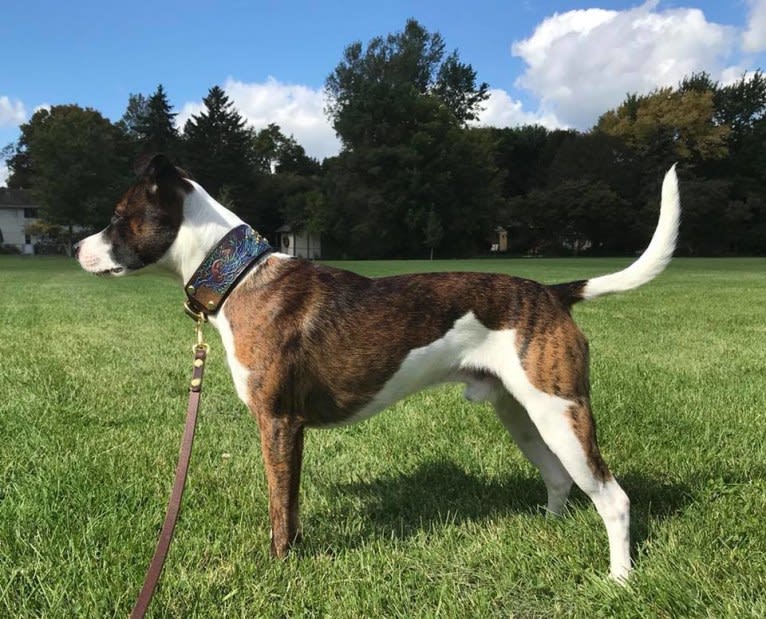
[{"left": 0, "top": 188, "right": 35, "bottom": 207}]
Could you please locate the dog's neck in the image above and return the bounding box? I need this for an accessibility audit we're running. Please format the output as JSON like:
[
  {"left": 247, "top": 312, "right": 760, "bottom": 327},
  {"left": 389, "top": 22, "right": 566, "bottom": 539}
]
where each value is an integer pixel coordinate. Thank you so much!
[{"left": 159, "top": 180, "right": 246, "bottom": 283}]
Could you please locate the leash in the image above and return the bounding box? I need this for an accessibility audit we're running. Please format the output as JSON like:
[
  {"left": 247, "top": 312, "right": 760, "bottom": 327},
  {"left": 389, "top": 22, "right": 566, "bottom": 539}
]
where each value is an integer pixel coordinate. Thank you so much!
[
  {"left": 130, "top": 226, "right": 269, "bottom": 617},
  {"left": 130, "top": 310, "right": 209, "bottom": 619}
]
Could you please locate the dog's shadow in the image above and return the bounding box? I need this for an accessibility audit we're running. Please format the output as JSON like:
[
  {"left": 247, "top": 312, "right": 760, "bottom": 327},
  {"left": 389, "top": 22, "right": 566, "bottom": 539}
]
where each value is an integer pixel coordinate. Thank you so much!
[{"left": 304, "top": 461, "right": 694, "bottom": 555}]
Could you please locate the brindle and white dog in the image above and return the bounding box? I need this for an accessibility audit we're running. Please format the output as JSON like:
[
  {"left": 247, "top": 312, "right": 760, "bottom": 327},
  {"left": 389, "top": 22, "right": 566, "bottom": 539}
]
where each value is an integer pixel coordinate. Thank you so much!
[{"left": 77, "top": 154, "right": 680, "bottom": 581}]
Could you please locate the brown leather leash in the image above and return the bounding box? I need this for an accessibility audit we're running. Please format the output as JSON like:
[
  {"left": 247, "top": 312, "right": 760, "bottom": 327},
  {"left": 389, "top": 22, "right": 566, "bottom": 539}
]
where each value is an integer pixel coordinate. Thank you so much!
[{"left": 130, "top": 314, "right": 209, "bottom": 619}]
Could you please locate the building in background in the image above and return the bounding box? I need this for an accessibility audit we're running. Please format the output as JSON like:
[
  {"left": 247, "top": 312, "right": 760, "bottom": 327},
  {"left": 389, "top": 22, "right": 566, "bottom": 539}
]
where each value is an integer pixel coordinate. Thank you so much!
[
  {"left": 489, "top": 226, "right": 508, "bottom": 252},
  {"left": 0, "top": 189, "right": 38, "bottom": 254},
  {"left": 275, "top": 224, "right": 322, "bottom": 259}
]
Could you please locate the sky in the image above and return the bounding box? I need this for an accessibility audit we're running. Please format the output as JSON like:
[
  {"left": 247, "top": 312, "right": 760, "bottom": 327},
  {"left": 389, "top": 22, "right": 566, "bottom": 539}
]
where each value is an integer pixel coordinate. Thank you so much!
[{"left": 2, "top": 0, "right": 766, "bottom": 186}]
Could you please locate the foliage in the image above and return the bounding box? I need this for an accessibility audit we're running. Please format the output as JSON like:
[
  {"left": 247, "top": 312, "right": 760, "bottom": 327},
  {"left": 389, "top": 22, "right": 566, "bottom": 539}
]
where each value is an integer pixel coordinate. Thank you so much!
[
  {"left": 323, "top": 20, "right": 499, "bottom": 258},
  {"left": 5, "top": 105, "right": 131, "bottom": 247},
  {"left": 182, "top": 85, "right": 255, "bottom": 202},
  {"left": 325, "top": 18, "right": 489, "bottom": 149},
  {"left": 116, "top": 92, "right": 148, "bottom": 138},
  {"left": 423, "top": 206, "right": 444, "bottom": 259},
  {"left": 597, "top": 87, "right": 729, "bottom": 168},
  {"left": 133, "top": 85, "right": 181, "bottom": 158}
]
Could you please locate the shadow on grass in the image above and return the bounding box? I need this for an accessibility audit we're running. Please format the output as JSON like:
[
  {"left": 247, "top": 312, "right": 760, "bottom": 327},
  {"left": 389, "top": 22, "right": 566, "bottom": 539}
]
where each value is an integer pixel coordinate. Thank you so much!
[
  {"left": 304, "top": 461, "right": 695, "bottom": 555},
  {"left": 618, "top": 471, "right": 696, "bottom": 552}
]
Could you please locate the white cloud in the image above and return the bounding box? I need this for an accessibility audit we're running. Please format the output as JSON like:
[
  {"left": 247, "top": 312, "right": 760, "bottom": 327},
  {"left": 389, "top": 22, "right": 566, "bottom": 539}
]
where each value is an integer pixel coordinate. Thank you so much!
[
  {"left": 0, "top": 162, "right": 8, "bottom": 188},
  {"left": 472, "top": 88, "right": 564, "bottom": 129},
  {"left": 743, "top": 0, "right": 766, "bottom": 53},
  {"left": 720, "top": 66, "right": 754, "bottom": 86},
  {"left": 0, "top": 96, "right": 26, "bottom": 127},
  {"left": 176, "top": 101, "right": 204, "bottom": 128},
  {"left": 178, "top": 77, "right": 340, "bottom": 161},
  {"left": 512, "top": 1, "right": 738, "bottom": 128}
]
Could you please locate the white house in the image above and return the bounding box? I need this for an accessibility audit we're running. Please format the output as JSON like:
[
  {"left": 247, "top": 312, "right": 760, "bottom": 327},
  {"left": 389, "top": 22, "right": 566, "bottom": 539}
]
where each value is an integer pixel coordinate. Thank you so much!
[
  {"left": 275, "top": 224, "right": 321, "bottom": 259},
  {"left": 0, "top": 189, "right": 38, "bottom": 254}
]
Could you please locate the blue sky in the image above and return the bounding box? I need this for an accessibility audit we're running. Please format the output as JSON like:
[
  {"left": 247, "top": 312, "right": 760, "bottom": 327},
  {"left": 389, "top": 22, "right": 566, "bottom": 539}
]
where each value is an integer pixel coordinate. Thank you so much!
[{"left": 2, "top": 0, "right": 765, "bottom": 184}]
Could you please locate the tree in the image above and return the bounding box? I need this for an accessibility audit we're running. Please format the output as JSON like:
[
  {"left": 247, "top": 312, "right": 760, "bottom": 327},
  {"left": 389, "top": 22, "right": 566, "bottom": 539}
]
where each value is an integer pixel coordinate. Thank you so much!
[
  {"left": 489, "top": 125, "right": 552, "bottom": 199},
  {"left": 252, "top": 123, "right": 320, "bottom": 176},
  {"left": 2, "top": 141, "right": 32, "bottom": 189},
  {"left": 6, "top": 105, "right": 131, "bottom": 251},
  {"left": 325, "top": 18, "right": 489, "bottom": 149},
  {"left": 117, "top": 93, "right": 149, "bottom": 138},
  {"left": 322, "top": 20, "right": 500, "bottom": 258},
  {"left": 597, "top": 87, "right": 729, "bottom": 169},
  {"left": 504, "top": 179, "right": 628, "bottom": 255},
  {"left": 133, "top": 85, "right": 180, "bottom": 157},
  {"left": 423, "top": 206, "right": 443, "bottom": 259},
  {"left": 713, "top": 71, "right": 766, "bottom": 183},
  {"left": 714, "top": 71, "right": 766, "bottom": 137},
  {"left": 182, "top": 86, "right": 256, "bottom": 204}
]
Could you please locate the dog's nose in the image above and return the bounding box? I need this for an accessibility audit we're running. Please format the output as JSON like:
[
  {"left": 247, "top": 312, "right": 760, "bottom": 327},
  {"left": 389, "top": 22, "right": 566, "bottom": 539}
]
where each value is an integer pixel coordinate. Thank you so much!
[{"left": 73, "top": 241, "right": 82, "bottom": 259}]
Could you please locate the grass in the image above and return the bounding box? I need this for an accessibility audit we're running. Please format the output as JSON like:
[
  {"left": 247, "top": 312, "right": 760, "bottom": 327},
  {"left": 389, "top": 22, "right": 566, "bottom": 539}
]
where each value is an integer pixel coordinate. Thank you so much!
[{"left": 1, "top": 255, "right": 765, "bottom": 618}]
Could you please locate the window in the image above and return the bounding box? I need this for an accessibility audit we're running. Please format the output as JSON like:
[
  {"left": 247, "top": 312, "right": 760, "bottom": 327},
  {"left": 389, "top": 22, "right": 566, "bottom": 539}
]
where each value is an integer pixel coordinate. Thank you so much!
[
  {"left": 24, "top": 208, "right": 38, "bottom": 219},
  {"left": 0, "top": 228, "right": 4, "bottom": 243}
]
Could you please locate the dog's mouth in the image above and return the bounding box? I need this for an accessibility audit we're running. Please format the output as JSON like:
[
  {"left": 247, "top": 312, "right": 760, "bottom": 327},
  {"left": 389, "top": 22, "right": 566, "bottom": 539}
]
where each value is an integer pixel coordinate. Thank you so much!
[{"left": 95, "top": 267, "right": 126, "bottom": 276}]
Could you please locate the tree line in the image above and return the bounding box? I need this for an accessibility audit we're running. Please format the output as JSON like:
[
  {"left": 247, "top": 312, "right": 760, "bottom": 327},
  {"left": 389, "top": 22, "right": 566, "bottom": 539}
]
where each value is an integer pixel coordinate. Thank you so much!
[{"left": 4, "top": 19, "right": 765, "bottom": 257}]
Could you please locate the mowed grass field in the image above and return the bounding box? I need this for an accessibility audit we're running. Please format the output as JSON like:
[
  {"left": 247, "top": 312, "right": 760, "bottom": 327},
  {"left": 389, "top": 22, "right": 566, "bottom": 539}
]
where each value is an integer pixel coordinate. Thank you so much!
[{"left": 1, "top": 256, "right": 764, "bottom": 618}]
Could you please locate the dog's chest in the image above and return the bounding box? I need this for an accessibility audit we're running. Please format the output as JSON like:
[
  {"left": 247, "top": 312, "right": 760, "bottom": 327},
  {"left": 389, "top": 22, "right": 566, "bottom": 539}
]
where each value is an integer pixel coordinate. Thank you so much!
[{"left": 211, "top": 311, "right": 252, "bottom": 405}]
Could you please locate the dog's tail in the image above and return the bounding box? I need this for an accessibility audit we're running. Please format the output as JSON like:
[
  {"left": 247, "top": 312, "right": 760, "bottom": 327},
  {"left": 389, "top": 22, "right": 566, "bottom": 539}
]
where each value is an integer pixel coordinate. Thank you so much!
[{"left": 551, "top": 164, "right": 680, "bottom": 306}]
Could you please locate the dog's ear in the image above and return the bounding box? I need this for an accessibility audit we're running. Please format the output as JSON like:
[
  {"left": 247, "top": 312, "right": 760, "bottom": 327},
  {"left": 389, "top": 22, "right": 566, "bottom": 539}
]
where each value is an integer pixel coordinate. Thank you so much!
[
  {"left": 134, "top": 153, "right": 176, "bottom": 180},
  {"left": 134, "top": 153, "right": 193, "bottom": 199}
]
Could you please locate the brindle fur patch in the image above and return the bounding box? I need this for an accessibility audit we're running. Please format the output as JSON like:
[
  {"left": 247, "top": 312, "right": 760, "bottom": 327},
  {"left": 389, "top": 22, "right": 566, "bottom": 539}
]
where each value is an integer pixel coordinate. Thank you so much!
[
  {"left": 567, "top": 400, "right": 612, "bottom": 481},
  {"left": 226, "top": 258, "right": 588, "bottom": 427}
]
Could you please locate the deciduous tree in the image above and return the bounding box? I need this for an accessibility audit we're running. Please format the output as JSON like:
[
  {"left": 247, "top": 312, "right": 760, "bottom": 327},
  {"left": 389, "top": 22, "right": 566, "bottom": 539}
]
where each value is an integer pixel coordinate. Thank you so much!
[{"left": 6, "top": 105, "right": 131, "bottom": 250}]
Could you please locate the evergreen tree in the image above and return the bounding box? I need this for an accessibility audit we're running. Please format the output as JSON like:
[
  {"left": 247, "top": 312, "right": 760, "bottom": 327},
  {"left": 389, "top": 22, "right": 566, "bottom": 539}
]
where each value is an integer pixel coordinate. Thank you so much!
[
  {"left": 117, "top": 93, "right": 149, "bottom": 139},
  {"left": 134, "top": 85, "right": 180, "bottom": 157},
  {"left": 182, "top": 85, "right": 255, "bottom": 201}
]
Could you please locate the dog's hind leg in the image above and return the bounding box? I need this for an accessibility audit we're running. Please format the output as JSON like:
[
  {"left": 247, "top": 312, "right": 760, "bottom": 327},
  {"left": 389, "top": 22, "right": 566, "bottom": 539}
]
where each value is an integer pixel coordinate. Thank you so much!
[
  {"left": 511, "top": 391, "right": 631, "bottom": 581},
  {"left": 255, "top": 413, "right": 304, "bottom": 558},
  {"left": 486, "top": 330, "right": 631, "bottom": 580},
  {"left": 493, "top": 391, "right": 573, "bottom": 515}
]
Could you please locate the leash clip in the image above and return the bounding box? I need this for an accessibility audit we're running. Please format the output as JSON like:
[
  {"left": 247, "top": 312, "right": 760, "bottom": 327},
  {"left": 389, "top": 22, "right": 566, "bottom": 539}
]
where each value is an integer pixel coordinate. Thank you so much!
[
  {"left": 184, "top": 300, "right": 208, "bottom": 323},
  {"left": 184, "top": 301, "right": 210, "bottom": 353}
]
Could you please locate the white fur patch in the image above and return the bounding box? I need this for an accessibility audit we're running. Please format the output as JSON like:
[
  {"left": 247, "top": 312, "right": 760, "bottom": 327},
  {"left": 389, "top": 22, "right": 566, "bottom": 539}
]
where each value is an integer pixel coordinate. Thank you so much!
[
  {"left": 210, "top": 309, "right": 252, "bottom": 406},
  {"left": 344, "top": 312, "right": 492, "bottom": 423},
  {"left": 76, "top": 231, "right": 125, "bottom": 275},
  {"left": 583, "top": 164, "right": 679, "bottom": 300},
  {"left": 208, "top": 253, "right": 293, "bottom": 408}
]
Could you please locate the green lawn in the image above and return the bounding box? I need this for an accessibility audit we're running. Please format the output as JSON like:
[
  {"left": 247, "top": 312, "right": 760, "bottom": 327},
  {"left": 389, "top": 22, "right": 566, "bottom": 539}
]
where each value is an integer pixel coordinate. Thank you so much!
[{"left": 1, "top": 256, "right": 764, "bottom": 617}]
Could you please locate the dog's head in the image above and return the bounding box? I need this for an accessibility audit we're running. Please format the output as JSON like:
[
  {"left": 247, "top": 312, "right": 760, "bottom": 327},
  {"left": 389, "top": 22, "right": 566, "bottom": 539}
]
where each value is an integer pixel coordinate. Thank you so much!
[{"left": 76, "top": 154, "right": 191, "bottom": 276}]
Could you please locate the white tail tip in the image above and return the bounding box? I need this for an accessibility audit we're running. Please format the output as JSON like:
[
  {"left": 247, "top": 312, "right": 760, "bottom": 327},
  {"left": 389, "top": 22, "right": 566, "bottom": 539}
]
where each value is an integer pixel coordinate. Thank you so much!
[{"left": 582, "top": 164, "right": 680, "bottom": 300}]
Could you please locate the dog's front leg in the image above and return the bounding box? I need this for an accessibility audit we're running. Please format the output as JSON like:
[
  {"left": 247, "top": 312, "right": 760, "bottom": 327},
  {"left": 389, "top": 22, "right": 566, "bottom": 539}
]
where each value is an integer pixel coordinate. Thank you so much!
[{"left": 256, "top": 413, "right": 304, "bottom": 558}]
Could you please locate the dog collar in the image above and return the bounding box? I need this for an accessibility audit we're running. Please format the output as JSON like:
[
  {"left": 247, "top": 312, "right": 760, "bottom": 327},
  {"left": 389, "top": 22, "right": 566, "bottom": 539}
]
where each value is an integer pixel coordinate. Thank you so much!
[{"left": 184, "top": 224, "right": 272, "bottom": 317}]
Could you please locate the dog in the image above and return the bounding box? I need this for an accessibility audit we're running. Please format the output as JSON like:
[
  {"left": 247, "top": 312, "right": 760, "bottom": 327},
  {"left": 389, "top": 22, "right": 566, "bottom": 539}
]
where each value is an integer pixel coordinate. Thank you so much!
[{"left": 76, "top": 154, "right": 680, "bottom": 581}]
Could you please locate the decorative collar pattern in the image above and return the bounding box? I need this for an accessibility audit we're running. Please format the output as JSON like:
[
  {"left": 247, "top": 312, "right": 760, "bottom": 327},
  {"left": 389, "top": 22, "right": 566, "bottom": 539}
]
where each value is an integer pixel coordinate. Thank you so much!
[{"left": 184, "top": 225, "right": 272, "bottom": 316}]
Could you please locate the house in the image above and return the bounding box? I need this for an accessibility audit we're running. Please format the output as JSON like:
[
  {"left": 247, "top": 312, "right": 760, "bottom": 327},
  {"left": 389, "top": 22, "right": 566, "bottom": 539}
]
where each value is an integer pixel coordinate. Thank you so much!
[
  {"left": 0, "top": 188, "right": 38, "bottom": 254},
  {"left": 490, "top": 226, "right": 508, "bottom": 252},
  {"left": 275, "top": 224, "right": 321, "bottom": 259}
]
